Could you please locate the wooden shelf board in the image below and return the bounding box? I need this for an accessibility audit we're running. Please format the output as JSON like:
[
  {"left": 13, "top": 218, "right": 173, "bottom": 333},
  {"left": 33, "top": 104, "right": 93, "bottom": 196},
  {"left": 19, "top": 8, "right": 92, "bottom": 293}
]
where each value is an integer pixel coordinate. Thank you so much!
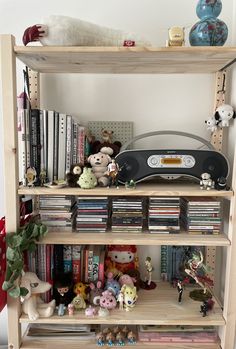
[
  {"left": 20, "top": 283, "right": 225, "bottom": 326},
  {"left": 18, "top": 183, "right": 233, "bottom": 197},
  {"left": 39, "top": 230, "right": 230, "bottom": 246},
  {"left": 21, "top": 336, "right": 221, "bottom": 349},
  {"left": 14, "top": 46, "right": 236, "bottom": 74}
]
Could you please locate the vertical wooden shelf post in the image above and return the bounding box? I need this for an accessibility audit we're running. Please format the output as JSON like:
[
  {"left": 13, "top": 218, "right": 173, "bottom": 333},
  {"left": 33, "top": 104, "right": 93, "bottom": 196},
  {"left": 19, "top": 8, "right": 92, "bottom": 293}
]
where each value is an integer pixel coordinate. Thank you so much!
[{"left": 0, "top": 35, "right": 21, "bottom": 349}]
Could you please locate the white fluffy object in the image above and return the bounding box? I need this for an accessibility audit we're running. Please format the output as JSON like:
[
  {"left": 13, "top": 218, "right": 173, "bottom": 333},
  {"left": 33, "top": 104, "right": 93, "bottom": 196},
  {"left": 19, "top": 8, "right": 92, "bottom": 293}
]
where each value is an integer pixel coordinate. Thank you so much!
[{"left": 37, "top": 15, "right": 151, "bottom": 46}]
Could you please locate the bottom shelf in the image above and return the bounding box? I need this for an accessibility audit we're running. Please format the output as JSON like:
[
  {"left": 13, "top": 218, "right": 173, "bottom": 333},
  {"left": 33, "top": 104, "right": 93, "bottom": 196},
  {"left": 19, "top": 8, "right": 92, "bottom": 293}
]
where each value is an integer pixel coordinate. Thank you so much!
[{"left": 21, "top": 336, "right": 221, "bottom": 349}]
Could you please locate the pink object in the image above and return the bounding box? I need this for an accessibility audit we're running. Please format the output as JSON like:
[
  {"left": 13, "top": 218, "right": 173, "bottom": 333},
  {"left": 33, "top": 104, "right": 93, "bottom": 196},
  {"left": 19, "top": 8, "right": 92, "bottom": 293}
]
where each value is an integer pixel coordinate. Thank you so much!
[
  {"left": 100, "top": 290, "right": 117, "bottom": 309},
  {"left": 85, "top": 305, "right": 97, "bottom": 316},
  {"left": 123, "top": 40, "right": 135, "bottom": 46},
  {"left": 119, "top": 274, "right": 135, "bottom": 287},
  {"left": 68, "top": 303, "right": 74, "bottom": 316}
]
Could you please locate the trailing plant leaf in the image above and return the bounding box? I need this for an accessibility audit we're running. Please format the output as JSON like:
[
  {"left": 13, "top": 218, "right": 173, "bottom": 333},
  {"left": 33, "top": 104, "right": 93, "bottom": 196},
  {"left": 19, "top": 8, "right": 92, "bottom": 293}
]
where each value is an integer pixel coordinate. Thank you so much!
[{"left": 2, "top": 221, "right": 48, "bottom": 298}]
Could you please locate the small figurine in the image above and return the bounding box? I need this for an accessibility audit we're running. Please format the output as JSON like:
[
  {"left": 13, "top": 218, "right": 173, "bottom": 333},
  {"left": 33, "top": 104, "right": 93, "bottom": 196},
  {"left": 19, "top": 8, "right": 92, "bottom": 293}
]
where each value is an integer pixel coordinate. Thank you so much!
[
  {"left": 66, "top": 163, "right": 83, "bottom": 187},
  {"left": 117, "top": 291, "right": 124, "bottom": 310},
  {"left": 78, "top": 167, "right": 97, "bottom": 189},
  {"left": 73, "top": 282, "right": 88, "bottom": 300},
  {"left": 113, "top": 326, "right": 121, "bottom": 336},
  {"left": 106, "top": 159, "right": 120, "bottom": 188},
  {"left": 120, "top": 285, "right": 138, "bottom": 311},
  {"left": 215, "top": 176, "right": 230, "bottom": 191},
  {"left": 105, "top": 272, "right": 121, "bottom": 297},
  {"left": 177, "top": 280, "right": 183, "bottom": 303},
  {"left": 200, "top": 299, "right": 215, "bottom": 317},
  {"left": 100, "top": 290, "right": 117, "bottom": 310},
  {"left": 58, "top": 303, "right": 66, "bottom": 316},
  {"left": 39, "top": 168, "right": 47, "bottom": 186},
  {"left": 102, "top": 129, "right": 114, "bottom": 143},
  {"left": 127, "top": 330, "right": 137, "bottom": 344},
  {"left": 54, "top": 272, "right": 74, "bottom": 307},
  {"left": 200, "top": 172, "right": 214, "bottom": 190},
  {"left": 116, "top": 331, "right": 125, "bottom": 346},
  {"left": 96, "top": 331, "right": 105, "bottom": 346},
  {"left": 205, "top": 117, "right": 217, "bottom": 133},
  {"left": 145, "top": 256, "right": 153, "bottom": 286},
  {"left": 72, "top": 295, "right": 86, "bottom": 310},
  {"left": 68, "top": 303, "right": 74, "bottom": 316},
  {"left": 125, "top": 179, "right": 136, "bottom": 189},
  {"left": 25, "top": 167, "right": 37, "bottom": 187},
  {"left": 89, "top": 281, "right": 103, "bottom": 306},
  {"left": 85, "top": 305, "right": 97, "bottom": 316},
  {"left": 106, "top": 332, "right": 115, "bottom": 346},
  {"left": 166, "top": 26, "right": 185, "bottom": 47},
  {"left": 214, "top": 104, "right": 236, "bottom": 127},
  {"left": 98, "top": 307, "right": 110, "bottom": 317},
  {"left": 122, "top": 326, "right": 129, "bottom": 338}
]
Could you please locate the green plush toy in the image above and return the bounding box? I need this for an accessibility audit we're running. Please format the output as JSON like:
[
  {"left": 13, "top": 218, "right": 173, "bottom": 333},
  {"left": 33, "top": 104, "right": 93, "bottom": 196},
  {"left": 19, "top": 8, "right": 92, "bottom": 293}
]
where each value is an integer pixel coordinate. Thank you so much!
[{"left": 78, "top": 167, "right": 97, "bottom": 189}]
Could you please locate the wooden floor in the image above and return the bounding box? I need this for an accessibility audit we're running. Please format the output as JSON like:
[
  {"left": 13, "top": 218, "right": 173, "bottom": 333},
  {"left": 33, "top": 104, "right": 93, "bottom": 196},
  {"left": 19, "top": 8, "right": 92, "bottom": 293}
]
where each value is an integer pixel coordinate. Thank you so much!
[{"left": 20, "top": 283, "right": 224, "bottom": 326}]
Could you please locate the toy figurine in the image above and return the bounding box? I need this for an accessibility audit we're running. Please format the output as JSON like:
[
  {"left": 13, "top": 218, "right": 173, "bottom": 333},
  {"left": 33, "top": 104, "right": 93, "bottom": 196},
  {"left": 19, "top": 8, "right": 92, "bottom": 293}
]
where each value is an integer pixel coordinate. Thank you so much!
[
  {"left": 200, "top": 299, "right": 215, "bottom": 317},
  {"left": 214, "top": 104, "right": 236, "bottom": 127},
  {"left": 72, "top": 294, "right": 86, "bottom": 310},
  {"left": 117, "top": 291, "right": 124, "bottom": 310},
  {"left": 66, "top": 163, "right": 83, "bottom": 187},
  {"left": 96, "top": 331, "right": 105, "bottom": 346},
  {"left": 119, "top": 274, "right": 135, "bottom": 288},
  {"left": 166, "top": 26, "right": 185, "bottom": 46},
  {"left": 98, "top": 307, "right": 110, "bottom": 317},
  {"left": 67, "top": 303, "right": 74, "bottom": 316},
  {"left": 200, "top": 173, "right": 214, "bottom": 190},
  {"left": 106, "top": 332, "right": 115, "bottom": 346},
  {"left": 145, "top": 257, "right": 153, "bottom": 286},
  {"left": 215, "top": 176, "right": 230, "bottom": 191},
  {"left": 105, "top": 272, "right": 121, "bottom": 297},
  {"left": 78, "top": 167, "right": 97, "bottom": 189},
  {"left": 89, "top": 281, "right": 103, "bottom": 305},
  {"left": 87, "top": 150, "right": 112, "bottom": 187},
  {"left": 39, "top": 169, "right": 47, "bottom": 186},
  {"left": 100, "top": 290, "right": 117, "bottom": 310},
  {"left": 106, "top": 159, "right": 120, "bottom": 188},
  {"left": 74, "top": 282, "right": 88, "bottom": 300},
  {"left": 58, "top": 303, "right": 66, "bottom": 316},
  {"left": 127, "top": 330, "right": 137, "bottom": 344},
  {"left": 125, "top": 179, "right": 136, "bottom": 189},
  {"left": 205, "top": 117, "right": 217, "bottom": 133},
  {"left": 54, "top": 272, "right": 74, "bottom": 307},
  {"left": 122, "top": 326, "right": 129, "bottom": 338},
  {"left": 116, "top": 331, "right": 125, "bottom": 346},
  {"left": 120, "top": 285, "right": 138, "bottom": 311},
  {"left": 85, "top": 305, "right": 97, "bottom": 316},
  {"left": 113, "top": 326, "right": 121, "bottom": 336},
  {"left": 25, "top": 167, "right": 37, "bottom": 187},
  {"left": 177, "top": 280, "right": 183, "bottom": 303}
]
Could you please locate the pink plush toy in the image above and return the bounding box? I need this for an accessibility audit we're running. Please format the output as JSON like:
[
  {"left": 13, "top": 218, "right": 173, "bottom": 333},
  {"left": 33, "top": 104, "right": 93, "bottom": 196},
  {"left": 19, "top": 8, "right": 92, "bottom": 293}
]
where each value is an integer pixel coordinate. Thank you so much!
[
  {"left": 119, "top": 274, "right": 136, "bottom": 288},
  {"left": 100, "top": 290, "right": 117, "bottom": 310}
]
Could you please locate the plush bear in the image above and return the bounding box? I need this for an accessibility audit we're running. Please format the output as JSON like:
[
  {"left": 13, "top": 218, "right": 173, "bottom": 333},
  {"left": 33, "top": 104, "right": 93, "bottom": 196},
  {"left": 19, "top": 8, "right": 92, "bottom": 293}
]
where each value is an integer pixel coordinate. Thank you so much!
[
  {"left": 214, "top": 104, "right": 236, "bottom": 127},
  {"left": 87, "top": 151, "right": 112, "bottom": 187},
  {"left": 66, "top": 164, "right": 83, "bottom": 187}
]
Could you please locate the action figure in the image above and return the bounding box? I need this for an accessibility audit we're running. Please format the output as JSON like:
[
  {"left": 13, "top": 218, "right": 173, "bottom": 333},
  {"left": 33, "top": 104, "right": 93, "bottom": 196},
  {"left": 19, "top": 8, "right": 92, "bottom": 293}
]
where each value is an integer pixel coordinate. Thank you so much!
[
  {"left": 200, "top": 299, "right": 215, "bottom": 317},
  {"left": 106, "top": 159, "right": 120, "bottom": 188},
  {"left": 177, "top": 280, "right": 183, "bottom": 303},
  {"left": 145, "top": 256, "right": 153, "bottom": 286}
]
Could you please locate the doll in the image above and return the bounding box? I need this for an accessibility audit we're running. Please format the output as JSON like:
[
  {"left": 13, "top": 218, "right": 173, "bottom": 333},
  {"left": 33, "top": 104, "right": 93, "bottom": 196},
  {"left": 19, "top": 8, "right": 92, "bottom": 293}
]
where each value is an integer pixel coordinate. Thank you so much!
[{"left": 106, "top": 245, "right": 138, "bottom": 274}]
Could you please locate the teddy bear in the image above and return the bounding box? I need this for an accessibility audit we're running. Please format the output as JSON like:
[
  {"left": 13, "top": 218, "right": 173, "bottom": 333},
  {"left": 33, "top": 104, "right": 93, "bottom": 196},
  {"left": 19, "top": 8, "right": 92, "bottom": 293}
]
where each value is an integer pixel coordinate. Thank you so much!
[
  {"left": 87, "top": 150, "right": 112, "bottom": 187},
  {"left": 91, "top": 129, "right": 122, "bottom": 157},
  {"left": 214, "top": 104, "right": 236, "bottom": 127},
  {"left": 66, "top": 164, "right": 83, "bottom": 187}
]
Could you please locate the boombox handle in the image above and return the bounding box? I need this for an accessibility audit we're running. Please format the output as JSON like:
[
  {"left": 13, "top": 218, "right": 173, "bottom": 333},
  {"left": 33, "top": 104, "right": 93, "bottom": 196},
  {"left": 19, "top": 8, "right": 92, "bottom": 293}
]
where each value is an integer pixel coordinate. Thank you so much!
[{"left": 120, "top": 130, "right": 215, "bottom": 151}]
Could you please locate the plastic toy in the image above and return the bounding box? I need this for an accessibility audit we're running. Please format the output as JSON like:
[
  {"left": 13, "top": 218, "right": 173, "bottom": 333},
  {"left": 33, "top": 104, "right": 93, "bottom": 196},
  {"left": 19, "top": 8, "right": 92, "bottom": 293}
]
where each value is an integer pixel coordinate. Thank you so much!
[
  {"left": 72, "top": 295, "right": 86, "bottom": 310},
  {"left": 87, "top": 150, "right": 112, "bottom": 187},
  {"left": 120, "top": 285, "right": 138, "bottom": 311},
  {"left": 106, "top": 332, "right": 115, "bottom": 346},
  {"left": 117, "top": 291, "right": 124, "bottom": 310},
  {"left": 68, "top": 303, "right": 74, "bottom": 315},
  {"left": 96, "top": 331, "right": 105, "bottom": 346},
  {"left": 73, "top": 282, "right": 88, "bottom": 299},
  {"left": 125, "top": 179, "right": 136, "bottom": 189},
  {"left": 205, "top": 117, "right": 217, "bottom": 133},
  {"left": 23, "top": 15, "right": 150, "bottom": 47},
  {"left": 105, "top": 272, "right": 121, "bottom": 297},
  {"left": 100, "top": 290, "right": 117, "bottom": 310},
  {"left": 215, "top": 176, "right": 229, "bottom": 190},
  {"left": 78, "top": 167, "right": 97, "bottom": 189},
  {"left": 85, "top": 305, "right": 97, "bottom": 316},
  {"left": 39, "top": 169, "right": 47, "bottom": 186},
  {"left": 66, "top": 164, "right": 83, "bottom": 187},
  {"left": 116, "top": 331, "right": 125, "bottom": 346},
  {"left": 20, "top": 272, "right": 55, "bottom": 321},
  {"left": 214, "top": 104, "right": 236, "bottom": 127},
  {"left": 145, "top": 256, "right": 153, "bottom": 286},
  {"left": 106, "top": 159, "right": 120, "bottom": 188},
  {"left": 89, "top": 281, "right": 103, "bottom": 305},
  {"left": 167, "top": 26, "right": 185, "bottom": 46},
  {"left": 127, "top": 331, "right": 137, "bottom": 344},
  {"left": 98, "top": 306, "right": 110, "bottom": 317},
  {"left": 200, "top": 299, "right": 215, "bottom": 317},
  {"left": 58, "top": 303, "right": 66, "bottom": 316},
  {"left": 122, "top": 326, "right": 129, "bottom": 338},
  {"left": 200, "top": 173, "right": 214, "bottom": 190},
  {"left": 25, "top": 167, "right": 37, "bottom": 187},
  {"left": 177, "top": 280, "right": 183, "bottom": 303}
]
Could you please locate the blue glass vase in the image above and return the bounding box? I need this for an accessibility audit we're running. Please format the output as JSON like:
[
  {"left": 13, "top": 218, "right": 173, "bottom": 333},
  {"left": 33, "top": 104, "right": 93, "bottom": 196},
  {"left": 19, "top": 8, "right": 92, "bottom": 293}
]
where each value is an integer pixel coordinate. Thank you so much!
[{"left": 189, "top": 0, "right": 228, "bottom": 46}]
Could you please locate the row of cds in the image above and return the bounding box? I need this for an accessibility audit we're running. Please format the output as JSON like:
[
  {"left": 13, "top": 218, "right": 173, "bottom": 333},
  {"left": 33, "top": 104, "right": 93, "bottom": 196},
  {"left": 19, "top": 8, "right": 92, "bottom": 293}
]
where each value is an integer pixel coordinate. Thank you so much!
[{"left": 39, "top": 196, "right": 222, "bottom": 235}]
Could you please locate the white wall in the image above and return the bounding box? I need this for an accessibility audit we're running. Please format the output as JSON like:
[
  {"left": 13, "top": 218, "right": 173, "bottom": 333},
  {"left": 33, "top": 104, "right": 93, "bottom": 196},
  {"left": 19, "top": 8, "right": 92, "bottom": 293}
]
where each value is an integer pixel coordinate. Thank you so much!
[{"left": 0, "top": 0, "right": 235, "bottom": 345}]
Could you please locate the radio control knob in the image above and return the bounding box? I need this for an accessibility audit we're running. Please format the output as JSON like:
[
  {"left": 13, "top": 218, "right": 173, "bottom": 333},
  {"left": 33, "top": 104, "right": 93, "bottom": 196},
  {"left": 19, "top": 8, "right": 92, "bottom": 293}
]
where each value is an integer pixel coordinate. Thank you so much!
[
  {"left": 147, "top": 155, "right": 160, "bottom": 168},
  {"left": 183, "top": 156, "right": 195, "bottom": 168}
]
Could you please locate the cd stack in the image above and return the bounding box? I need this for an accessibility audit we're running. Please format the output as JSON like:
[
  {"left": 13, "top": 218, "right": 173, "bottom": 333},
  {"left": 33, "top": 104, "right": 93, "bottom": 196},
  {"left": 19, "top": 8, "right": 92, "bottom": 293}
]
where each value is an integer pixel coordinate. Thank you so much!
[
  {"left": 76, "top": 197, "right": 109, "bottom": 232},
  {"left": 148, "top": 197, "right": 181, "bottom": 234},
  {"left": 111, "top": 197, "right": 144, "bottom": 232},
  {"left": 181, "top": 197, "right": 221, "bottom": 234},
  {"left": 39, "top": 196, "right": 76, "bottom": 230}
]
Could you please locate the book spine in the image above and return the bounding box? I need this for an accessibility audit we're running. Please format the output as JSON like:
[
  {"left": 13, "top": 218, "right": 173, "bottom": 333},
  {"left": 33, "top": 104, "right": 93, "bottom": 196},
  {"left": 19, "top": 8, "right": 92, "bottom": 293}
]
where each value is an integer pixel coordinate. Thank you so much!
[
  {"left": 65, "top": 115, "right": 72, "bottom": 173},
  {"left": 87, "top": 247, "right": 94, "bottom": 283},
  {"left": 72, "top": 121, "right": 78, "bottom": 164},
  {"left": 72, "top": 245, "right": 81, "bottom": 283},
  {"left": 58, "top": 113, "right": 67, "bottom": 180},
  {"left": 30, "top": 109, "right": 41, "bottom": 185},
  {"left": 53, "top": 112, "right": 59, "bottom": 181},
  {"left": 17, "top": 109, "right": 26, "bottom": 185},
  {"left": 63, "top": 245, "right": 72, "bottom": 273},
  {"left": 78, "top": 126, "right": 85, "bottom": 165},
  {"left": 46, "top": 244, "right": 52, "bottom": 302},
  {"left": 93, "top": 253, "right": 99, "bottom": 282},
  {"left": 47, "top": 110, "right": 55, "bottom": 183}
]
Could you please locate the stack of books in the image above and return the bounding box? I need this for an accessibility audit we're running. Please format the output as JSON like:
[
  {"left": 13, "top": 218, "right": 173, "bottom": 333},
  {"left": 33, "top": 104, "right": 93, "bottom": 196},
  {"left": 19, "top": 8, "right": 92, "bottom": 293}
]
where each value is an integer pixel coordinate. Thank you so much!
[
  {"left": 39, "top": 195, "right": 76, "bottom": 230},
  {"left": 111, "top": 197, "right": 143, "bottom": 232},
  {"left": 148, "top": 197, "right": 180, "bottom": 234},
  {"left": 181, "top": 197, "right": 222, "bottom": 235},
  {"left": 76, "top": 197, "right": 109, "bottom": 233}
]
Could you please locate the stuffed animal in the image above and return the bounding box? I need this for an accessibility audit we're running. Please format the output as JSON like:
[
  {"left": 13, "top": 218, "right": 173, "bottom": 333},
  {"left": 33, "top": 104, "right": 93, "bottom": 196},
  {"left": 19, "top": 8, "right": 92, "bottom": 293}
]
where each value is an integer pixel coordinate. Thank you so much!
[
  {"left": 54, "top": 272, "right": 74, "bottom": 306},
  {"left": 99, "top": 290, "right": 117, "bottom": 310},
  {"left": 72, "top": 295, "right": 86, "bottom": 310},
  {"left": 23, "top": 15, "right": 151, "bottom": 47},
  {"left": 73, "top": 282, "right": 88, "bottom": 300},
  {"left": 66, "top": 164, "right": 83, "bottom": 187},
  {"left": 106, "top": 245, "right": 138, "bottom": 274},
  {"left": 119, "top": 274, "right": 135, "bottom": 288},
  {"left": 105, "top": 272, "right": 121, "bottom": 297},
  {"left": 89, "top": 281, "right": 103, "bottom": 305},
  {"left": 78, "top": 167, "right": 97, "bottom": 189},
  {"left": 200, "top": 172, "right": 214, "bottom": 190},
  {"left": 205, "top": 117, "right": 217, "bottom": 133},
  {"left": 85, "top": 305, "right": 97, "bottom": 316},
  {"left": 214, "top": 104, "right": 236, "bottom": 127},
  {"left": 215, "top": 176, "right": 229, "bottom": 190},
  {"left": 91, "top": 130, "right": 122, "bottom": 157},
  {"left": 87, "top": 151, "right": 111, "bottom": 187},
  {"left": 120, "top": 285, "right": 138, "bottom": 311},
  {"left": 20, "top": 272, "right": 55, "bottom": 321}
]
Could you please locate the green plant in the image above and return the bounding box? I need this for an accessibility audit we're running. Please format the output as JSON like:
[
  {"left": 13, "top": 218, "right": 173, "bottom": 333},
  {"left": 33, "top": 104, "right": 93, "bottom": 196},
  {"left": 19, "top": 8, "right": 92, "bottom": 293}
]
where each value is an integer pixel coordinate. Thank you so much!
[{"left": 2, "top": 221, "right": 48, "bottom": 298}]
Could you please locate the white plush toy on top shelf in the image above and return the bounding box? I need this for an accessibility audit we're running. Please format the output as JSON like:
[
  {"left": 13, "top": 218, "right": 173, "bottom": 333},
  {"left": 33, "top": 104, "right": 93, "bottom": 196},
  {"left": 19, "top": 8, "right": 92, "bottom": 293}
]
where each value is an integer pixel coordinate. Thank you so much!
[
  {"left": 214, "top": 104, "right": 236, "bottom": 127},
  {"left": 23, "top": 15, "right": 151, "bottom": 47}
]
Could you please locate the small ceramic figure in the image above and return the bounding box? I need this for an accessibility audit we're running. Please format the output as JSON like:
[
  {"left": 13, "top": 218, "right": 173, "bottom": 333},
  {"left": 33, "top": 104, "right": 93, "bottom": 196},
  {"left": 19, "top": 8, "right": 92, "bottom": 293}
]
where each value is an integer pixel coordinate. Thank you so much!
[
  {"left": 145, "top": 256, "right": 153, "bottom": 286},
  {"left": 39, "top": 169, "right": 47, "bottom": 186},
  {"left": 98, "top": 307, "right": 109, "bottom": 317},
  {"left": 117, "top": 291, "right": 124, "bottom": 310},
  {"left": 96, "top": 331, "right": 105, "bottom": 346},
  {"left": 116, "top": 331, "right": 125, "bottom": 346},
  {"left": 127, "top": 331, "right": 137, "bottom": 344},
  {"left": 106, "top": 332, "right": 115, "bottom": 346},
  {"left": 177, "top": 280, "right": 183, "bottom": 303},
  {"left": 200, "top": 173, "right": 214, "bottom": 190},
  {"left": 120, "top": 285, "right": 138, "bottom": 311},
  {"left": 167, "top": 26, "right": 185, "bottom": 46},
  {"left": 85, "top": 305, "right": 97, "bottom": 316},
  {"left": 25, "top": 167, "right": 37, "bottom": 187},
  {"left": 106, "top": 159, "right": 120, "bottom": 188},
  {"left": 67, "top": 303, "right": 74, "bottom": 315},
  {"left": 58, "top": 303, "right": 66, "bottom": 316},
  {"left": 125, "top": 179, "right": 136, "bottom": 189}
]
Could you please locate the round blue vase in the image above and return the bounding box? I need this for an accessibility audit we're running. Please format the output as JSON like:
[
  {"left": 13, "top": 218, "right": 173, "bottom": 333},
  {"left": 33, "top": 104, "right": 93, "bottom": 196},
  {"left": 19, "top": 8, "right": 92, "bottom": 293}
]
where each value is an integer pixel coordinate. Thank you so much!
[{"left": 189, "top": 0, "right": 228, "bottom": 46}]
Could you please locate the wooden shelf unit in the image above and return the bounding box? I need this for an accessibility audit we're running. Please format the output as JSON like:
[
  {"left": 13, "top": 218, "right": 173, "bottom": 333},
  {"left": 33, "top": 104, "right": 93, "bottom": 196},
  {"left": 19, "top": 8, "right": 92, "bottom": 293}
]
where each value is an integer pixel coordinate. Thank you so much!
[{"left": 1, "top": 34, "right": 236, "bottom": 349}]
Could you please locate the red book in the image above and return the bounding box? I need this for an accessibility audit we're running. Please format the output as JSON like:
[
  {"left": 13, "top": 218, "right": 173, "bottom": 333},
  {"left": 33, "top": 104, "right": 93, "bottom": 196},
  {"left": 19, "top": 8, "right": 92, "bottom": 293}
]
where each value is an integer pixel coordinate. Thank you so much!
[{"left": 72, "top": 245, "right": 81, "bottom": 283}]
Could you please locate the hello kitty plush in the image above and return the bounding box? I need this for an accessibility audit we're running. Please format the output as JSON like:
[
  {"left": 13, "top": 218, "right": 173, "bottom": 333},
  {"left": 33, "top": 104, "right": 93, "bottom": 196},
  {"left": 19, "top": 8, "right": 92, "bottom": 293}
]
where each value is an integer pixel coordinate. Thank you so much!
[{"left": 106, "top": 245, "right": 138, "bottom": 274}]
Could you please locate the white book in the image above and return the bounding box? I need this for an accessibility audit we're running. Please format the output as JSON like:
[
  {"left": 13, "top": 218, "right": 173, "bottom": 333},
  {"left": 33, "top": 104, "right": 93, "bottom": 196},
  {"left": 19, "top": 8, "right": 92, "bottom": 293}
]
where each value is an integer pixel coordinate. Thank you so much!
[
  {"left": 58, "top": 113, "right": 67, "bottom": 180},
  {"left": 47, "top": 110, "right": 54, "bottom": 183},
  {"left": 65, "top": 115, "right": 72, "bottom": 173},
  {"left": 17, "top": 108, "right": 26, "bottom": 185}
]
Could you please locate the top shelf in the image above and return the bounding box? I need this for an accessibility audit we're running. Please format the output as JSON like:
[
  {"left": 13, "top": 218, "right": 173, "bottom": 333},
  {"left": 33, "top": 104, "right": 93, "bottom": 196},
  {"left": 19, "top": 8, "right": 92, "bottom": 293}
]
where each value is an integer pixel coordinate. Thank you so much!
[{"left": 14, "top": 46, "right": 236, "bottom": 74}]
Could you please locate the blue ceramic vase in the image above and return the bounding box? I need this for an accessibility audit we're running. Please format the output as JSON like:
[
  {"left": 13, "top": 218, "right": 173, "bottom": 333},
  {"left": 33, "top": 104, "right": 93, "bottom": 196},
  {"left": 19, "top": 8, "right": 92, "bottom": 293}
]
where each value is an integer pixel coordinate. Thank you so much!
[{"left": 189, "top": 0, "right": 228, "bottom": 46}]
